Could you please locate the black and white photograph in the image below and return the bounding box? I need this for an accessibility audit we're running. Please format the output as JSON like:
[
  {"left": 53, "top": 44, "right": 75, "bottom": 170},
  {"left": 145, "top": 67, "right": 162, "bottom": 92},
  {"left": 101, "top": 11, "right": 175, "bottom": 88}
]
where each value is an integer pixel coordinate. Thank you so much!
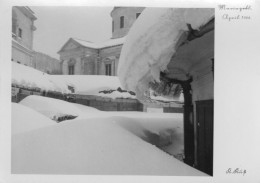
[
  {"left": 0, "top": 0, "right": 260, "bottom": 182},
  {"left": 10, "top": 6, "right": 214, "bottom": 176}
]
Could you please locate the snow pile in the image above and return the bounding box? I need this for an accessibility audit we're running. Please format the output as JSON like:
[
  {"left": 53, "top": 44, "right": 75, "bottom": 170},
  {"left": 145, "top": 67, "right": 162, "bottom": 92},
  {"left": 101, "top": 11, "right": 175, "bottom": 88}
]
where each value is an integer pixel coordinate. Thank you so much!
[
  {"left": 12, "top": 117, "right": 204, "bottom": 175},
  {"left": 12, "top": 62, "right": 69, "bottom": 93},
  {"left": 18, "top": 95, "right": 183, "bottom": 157},
  {"left": 73, "top": 37, "right": 125, "bottom": 49},
  {"left": 118, "top": 8, "right": 214, "bottom": 102},
  {"left": 12, "top": 103, "right": 55, "bottom": 134}
]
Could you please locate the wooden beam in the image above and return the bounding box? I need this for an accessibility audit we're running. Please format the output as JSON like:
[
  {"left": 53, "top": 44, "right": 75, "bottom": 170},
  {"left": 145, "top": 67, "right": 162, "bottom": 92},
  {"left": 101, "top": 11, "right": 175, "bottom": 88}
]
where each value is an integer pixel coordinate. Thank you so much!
[{"left": 187, "top": 18, "right": 214, "bottom": 41}]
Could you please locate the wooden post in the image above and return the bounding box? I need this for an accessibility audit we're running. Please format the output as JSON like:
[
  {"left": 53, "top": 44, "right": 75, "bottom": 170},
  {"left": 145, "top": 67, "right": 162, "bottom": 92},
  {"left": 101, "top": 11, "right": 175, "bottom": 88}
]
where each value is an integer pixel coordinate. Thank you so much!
[{"left": 182, "top": 80, "right": 194, "bottom": 167}]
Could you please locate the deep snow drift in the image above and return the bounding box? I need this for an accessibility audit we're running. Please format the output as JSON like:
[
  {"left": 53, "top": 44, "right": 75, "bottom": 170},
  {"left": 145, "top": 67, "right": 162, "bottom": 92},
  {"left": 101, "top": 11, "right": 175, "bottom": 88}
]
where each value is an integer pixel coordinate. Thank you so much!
[
  {"left": 18, "top": 96, "right": 183, "bottom": 157},
  {"left": 118, "top": 8, "right": 214, "bottom": 102},
  {"left": 11, "top": 96, "right": 205, "bottom": 175},
  {"left": 12, "top": 118, "right": 203, "bottom": 175}
]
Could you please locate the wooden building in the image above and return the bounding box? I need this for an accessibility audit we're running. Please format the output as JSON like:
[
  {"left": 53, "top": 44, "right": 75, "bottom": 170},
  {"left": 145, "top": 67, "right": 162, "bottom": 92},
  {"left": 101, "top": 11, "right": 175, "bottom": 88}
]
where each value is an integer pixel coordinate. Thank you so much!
[{"left": 161, "top": 18, "right": 214, "bottom": 175}]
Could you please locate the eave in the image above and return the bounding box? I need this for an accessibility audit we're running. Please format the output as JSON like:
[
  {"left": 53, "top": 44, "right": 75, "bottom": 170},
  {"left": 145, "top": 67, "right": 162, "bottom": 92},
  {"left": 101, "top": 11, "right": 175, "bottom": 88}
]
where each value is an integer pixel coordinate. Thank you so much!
[{"left": 162, "top": 18, "right": 215, "bottom": 82}]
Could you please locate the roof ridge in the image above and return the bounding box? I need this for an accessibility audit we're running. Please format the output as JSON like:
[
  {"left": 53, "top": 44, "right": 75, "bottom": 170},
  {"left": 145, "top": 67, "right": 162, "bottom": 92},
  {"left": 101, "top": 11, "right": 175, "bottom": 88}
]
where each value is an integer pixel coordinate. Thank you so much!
[{"left": 69, "top": 37, "right": 125, "bottom": 49}]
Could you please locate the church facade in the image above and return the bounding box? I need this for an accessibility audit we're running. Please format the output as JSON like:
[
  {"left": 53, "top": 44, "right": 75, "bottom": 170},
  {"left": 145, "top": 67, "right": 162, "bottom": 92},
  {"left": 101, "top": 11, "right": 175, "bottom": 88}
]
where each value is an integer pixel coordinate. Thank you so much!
[{"left": 58, "top": 7, "right": 145, "bottom": 76}]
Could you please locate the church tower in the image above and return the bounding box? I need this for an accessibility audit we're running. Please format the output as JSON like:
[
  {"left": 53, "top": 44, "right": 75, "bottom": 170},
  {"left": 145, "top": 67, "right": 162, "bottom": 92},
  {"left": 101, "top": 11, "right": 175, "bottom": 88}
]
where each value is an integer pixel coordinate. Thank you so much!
[{"left": 110, "top": 7, "right": 145, "bottom": 39}]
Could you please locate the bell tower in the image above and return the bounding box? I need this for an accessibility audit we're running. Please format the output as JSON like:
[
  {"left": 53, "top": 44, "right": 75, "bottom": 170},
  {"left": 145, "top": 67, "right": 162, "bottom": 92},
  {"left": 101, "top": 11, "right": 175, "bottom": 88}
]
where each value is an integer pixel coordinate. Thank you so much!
[{"left": 110, "top": 7, "right": 145, "bottom": 39}]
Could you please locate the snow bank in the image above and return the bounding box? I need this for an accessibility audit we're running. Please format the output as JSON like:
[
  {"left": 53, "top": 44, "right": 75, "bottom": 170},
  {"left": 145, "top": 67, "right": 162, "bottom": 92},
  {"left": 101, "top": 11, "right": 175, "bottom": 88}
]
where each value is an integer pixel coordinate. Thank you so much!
[
  {"left": 15, "top": 95, "right": 185, "bottom": 170},
  {"left": 118, "top": 8, "right": 214, "bottom": 102},
  {"left": 11, "top": 96, "right": 201, "bottom": 175},
  {"left": 12, "top": 117, "right": 205, "bottom": 175},
  {"left": 12, "top": 103, "right": 55, "bottom": 134},
  {"left": 12, "top": 62, "right": 69, "bottom": 93}
]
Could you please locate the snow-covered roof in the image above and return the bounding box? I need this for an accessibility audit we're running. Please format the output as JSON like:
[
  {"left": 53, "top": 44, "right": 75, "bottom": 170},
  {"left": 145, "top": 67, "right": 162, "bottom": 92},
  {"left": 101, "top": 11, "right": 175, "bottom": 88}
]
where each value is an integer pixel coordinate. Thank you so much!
[
  {"left": 71, "top": 37, "right": 125, "bottom": 50},
  {"left": 118, "top": 8, "right": 214, "bottom": 104}
]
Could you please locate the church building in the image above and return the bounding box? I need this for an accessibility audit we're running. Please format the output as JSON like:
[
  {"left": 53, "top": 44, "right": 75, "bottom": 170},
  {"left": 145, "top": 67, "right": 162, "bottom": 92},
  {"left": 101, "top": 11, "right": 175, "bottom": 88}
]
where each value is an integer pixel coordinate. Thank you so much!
[{"left": 58, "top": 7, "right": 145, "bottom": 76}]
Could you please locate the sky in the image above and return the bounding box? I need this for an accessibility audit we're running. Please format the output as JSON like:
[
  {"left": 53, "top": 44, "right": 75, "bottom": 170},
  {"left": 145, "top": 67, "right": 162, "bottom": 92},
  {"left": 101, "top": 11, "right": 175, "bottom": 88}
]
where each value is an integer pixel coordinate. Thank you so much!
[{"left": 31, "top": 6, "right": 113, "bottom": 59}]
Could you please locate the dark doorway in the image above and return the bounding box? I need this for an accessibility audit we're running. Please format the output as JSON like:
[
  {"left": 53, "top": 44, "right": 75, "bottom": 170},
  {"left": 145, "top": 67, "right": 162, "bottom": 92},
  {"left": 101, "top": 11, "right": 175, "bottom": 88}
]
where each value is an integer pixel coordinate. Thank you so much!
[{"left": 196, "top": 99, "right": 214, "bottom": 176}]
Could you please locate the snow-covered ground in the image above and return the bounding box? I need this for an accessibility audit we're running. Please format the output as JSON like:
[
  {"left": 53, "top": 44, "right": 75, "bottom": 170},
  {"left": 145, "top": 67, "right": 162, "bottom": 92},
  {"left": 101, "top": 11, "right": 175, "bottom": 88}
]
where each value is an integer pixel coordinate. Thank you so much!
[
  {"left": 118, "top": 8, "right": 214, "bottom": 102},
  {"left": 12, "top": 96, "right": 205, "bottom": 175}
]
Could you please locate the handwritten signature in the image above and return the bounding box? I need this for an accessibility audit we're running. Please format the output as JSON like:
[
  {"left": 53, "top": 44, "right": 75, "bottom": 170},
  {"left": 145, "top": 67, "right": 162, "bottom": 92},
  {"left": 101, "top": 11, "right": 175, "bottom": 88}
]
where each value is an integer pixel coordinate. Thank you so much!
[
  {"left": 226, "top": 168, "right": 247, "bottom": 176},
  {"left": 218, "top": 5, "right": 252, "bottom": 11},
  {"left": 218, "top": 4, "right": 252, "bottom": 21}
]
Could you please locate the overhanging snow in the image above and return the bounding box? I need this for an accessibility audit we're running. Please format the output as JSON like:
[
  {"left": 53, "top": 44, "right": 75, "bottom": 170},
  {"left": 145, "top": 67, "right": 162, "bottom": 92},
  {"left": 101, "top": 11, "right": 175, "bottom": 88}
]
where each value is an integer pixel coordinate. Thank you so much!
[{"left": 118, "top": 8, "right": 214, "bottom": 104}]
